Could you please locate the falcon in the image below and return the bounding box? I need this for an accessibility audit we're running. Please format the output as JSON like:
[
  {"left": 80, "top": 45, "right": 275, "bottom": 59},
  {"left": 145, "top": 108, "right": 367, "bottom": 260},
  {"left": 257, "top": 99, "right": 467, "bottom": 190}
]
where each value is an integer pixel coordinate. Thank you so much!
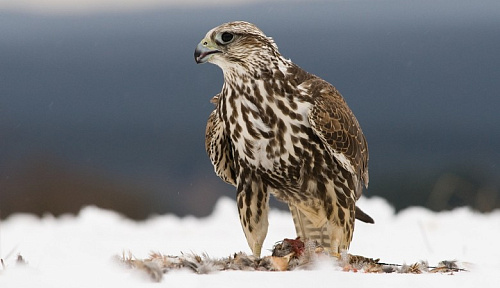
[{"left": 195, "top": 21, "right": 373, "bottom": 257}]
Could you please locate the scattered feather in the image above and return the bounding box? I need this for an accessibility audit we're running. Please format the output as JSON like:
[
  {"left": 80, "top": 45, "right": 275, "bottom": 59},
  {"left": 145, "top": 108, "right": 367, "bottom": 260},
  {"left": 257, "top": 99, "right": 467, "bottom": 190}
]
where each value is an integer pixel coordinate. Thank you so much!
[{"left": 119, "top": 238, "right": 467, "bottom": 281}]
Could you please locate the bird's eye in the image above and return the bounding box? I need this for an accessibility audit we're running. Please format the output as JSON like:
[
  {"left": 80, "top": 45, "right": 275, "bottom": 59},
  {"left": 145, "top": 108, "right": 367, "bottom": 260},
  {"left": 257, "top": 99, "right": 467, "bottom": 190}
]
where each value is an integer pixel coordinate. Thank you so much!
[
  {"left": 221, "top": 32, "right": 233, "bottom": 42},
  {"left": 216, "top": 32, "right": 234, "bottom": 44}
]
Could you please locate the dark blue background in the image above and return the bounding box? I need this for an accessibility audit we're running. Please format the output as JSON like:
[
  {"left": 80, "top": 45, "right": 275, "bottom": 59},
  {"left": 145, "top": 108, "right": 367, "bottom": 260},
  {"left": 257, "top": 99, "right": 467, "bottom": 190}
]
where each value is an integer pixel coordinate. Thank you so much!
[{"left": 1, "top": 0, "right": 499, "bottom": 218}]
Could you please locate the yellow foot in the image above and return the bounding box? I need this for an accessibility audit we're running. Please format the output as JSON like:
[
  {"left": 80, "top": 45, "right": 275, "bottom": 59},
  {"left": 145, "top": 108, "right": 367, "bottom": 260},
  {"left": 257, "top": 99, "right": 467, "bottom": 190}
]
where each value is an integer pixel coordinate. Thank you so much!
[
  {"left": 329, "top": 252, "right": 341, "bottom": 259},
  {"left": 253, "top": 243, "right": 262, "bottom": 258}
]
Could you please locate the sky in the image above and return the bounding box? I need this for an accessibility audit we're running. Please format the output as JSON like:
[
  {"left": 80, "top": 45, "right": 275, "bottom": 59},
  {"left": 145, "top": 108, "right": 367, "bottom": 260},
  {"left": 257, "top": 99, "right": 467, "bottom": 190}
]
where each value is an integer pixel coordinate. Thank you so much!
[
  {"left": 1, "top": 0, "right": 499, "bottom": 219},
  {"left": 0, "top": 0, "right": 287, "bottom": 13}
]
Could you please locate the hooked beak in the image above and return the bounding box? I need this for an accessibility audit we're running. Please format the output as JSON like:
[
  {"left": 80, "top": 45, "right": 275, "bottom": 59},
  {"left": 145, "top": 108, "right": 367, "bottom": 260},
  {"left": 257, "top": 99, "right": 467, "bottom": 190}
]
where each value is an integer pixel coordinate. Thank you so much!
[{"left": 194, "top": 40, "right": 221, "bottom": 64}]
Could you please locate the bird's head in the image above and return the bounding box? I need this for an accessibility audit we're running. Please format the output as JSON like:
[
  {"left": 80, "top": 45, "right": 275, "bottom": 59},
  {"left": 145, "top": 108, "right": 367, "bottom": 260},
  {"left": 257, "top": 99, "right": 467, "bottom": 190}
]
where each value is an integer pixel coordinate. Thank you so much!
[{"left": 194, "top": 21, "right": 280, "bottom": 73}]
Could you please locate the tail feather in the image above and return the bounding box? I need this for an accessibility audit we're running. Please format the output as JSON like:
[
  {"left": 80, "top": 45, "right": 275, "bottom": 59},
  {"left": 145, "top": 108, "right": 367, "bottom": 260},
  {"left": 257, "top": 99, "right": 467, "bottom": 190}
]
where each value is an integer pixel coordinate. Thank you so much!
[{"left": 355, "top": 206, "right": 374, "bottom": 224}]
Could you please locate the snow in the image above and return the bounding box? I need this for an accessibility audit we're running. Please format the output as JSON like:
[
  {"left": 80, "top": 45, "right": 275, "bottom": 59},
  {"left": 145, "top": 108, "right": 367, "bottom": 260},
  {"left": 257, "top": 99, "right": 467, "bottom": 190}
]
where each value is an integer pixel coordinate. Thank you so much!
[{"left": 1, "top": 197, "right": 499, "bottom": 287}]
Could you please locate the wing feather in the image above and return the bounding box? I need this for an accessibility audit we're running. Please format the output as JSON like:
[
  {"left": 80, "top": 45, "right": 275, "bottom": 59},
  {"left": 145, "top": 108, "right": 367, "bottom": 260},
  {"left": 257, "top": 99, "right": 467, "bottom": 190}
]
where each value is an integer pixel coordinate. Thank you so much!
[
  {"left": 205, "top": 94, "right": 236, "bottom": 186},
  {"left": 305, "top": 80, "right": 369, "bottom": 196}
]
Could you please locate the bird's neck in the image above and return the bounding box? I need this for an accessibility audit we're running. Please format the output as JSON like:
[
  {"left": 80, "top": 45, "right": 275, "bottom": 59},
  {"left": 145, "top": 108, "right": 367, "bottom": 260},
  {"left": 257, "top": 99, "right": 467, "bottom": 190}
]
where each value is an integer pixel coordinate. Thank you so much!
[{"left": 221, "top": 56, "right": 292, "bottom": 89}]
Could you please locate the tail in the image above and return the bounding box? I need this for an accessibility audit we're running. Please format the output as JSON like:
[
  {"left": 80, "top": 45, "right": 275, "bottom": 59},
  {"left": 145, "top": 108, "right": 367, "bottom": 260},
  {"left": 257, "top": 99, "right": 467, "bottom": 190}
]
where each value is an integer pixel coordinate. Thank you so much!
[{"left": 355, "top": 206, "right": 374, "bottom": 224}]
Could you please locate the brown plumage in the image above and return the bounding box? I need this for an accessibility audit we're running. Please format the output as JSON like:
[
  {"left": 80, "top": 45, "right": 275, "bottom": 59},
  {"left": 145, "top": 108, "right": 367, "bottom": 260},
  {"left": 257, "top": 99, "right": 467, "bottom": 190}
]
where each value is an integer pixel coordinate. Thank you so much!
[{"left": 195, "top": 21, "right": 373, "bottom": 257}]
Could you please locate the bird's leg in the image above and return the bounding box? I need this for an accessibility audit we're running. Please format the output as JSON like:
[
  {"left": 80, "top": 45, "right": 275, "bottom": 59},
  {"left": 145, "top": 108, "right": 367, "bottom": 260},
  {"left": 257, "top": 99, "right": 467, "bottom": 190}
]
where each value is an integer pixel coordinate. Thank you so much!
[
  {"left": 289, "top": 204, "right": 331, "bottom": 249},
  {"left": 288, "top": 204, "right": 307, "bottom": 240},
  {"left": 327, "top": 225, "right": 344, "bottom": 256},
  {"left": 322, "top": 182, "right": 356, "bottom": 257},
  {"left": 326, "top": 203, "right": 355, "bottom": 258},
  {"left": 236, "top": 176, "right": 269, "bottom": 258}
]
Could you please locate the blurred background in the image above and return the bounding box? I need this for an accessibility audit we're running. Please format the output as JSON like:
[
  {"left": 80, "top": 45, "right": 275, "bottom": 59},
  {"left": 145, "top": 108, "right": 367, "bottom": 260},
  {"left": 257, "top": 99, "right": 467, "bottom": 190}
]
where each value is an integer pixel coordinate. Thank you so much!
[{"left": 1, "top": 0, "right": 499, "bottom": 219}]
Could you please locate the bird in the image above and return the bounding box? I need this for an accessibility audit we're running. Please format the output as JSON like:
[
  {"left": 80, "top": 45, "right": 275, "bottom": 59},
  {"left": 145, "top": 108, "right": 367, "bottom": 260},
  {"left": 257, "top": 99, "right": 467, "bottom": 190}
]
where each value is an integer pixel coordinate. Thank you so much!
[{"left": 195, "top": 21, "right": 373, "bottom": 258}]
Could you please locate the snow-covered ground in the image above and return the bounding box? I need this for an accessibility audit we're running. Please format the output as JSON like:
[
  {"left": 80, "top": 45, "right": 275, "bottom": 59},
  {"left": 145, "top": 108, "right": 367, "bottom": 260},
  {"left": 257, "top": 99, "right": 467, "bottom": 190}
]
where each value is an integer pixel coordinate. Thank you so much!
[{"left": 1, "top": 197, "right": 499, "bottom": 287}]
